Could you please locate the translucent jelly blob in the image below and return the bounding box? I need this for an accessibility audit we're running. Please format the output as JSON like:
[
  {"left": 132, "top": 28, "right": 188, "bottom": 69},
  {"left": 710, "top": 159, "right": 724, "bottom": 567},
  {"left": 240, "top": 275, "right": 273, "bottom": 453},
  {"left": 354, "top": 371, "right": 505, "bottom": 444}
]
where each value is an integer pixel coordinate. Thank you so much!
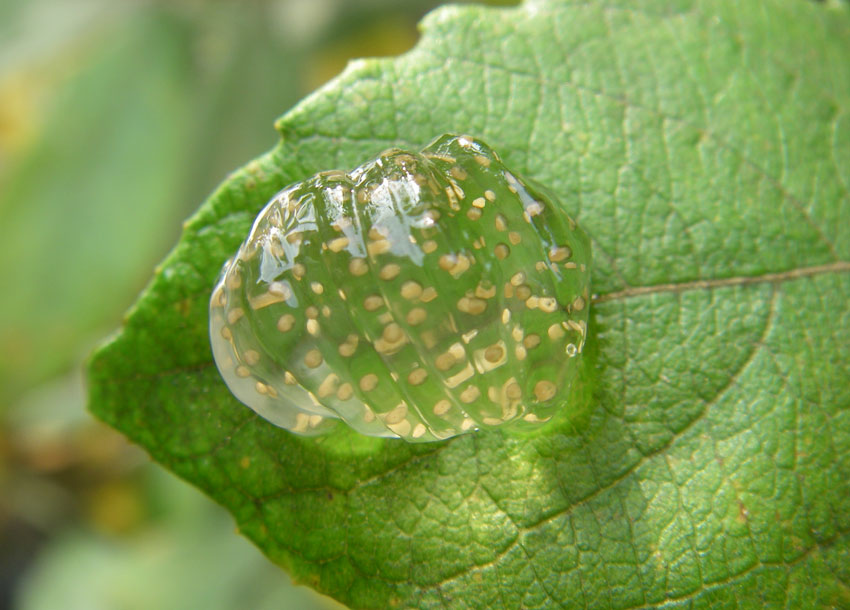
[{"left": 209, "top": 134, "right": 591, "bottom": 442}]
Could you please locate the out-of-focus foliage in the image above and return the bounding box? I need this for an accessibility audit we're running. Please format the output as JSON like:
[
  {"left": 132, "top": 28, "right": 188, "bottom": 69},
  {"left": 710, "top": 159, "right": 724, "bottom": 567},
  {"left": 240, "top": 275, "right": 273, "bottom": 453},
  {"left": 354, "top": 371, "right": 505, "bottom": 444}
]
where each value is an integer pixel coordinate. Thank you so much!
[
  {"left": 15, "top": 465, "right": 346, "bottom": 610},
  {"left": 0, "top": 0, "right": 304, "bottom": 404},
  {"left": 4, "top": 370, "right": 345, "bottom": 609}
]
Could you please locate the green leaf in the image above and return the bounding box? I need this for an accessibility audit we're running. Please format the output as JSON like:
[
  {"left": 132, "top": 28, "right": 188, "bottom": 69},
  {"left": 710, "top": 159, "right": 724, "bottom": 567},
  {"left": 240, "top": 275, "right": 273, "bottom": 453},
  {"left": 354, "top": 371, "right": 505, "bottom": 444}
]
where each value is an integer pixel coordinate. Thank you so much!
[{"left": 88, "top": 1, "right": 850, "bottom": 608}]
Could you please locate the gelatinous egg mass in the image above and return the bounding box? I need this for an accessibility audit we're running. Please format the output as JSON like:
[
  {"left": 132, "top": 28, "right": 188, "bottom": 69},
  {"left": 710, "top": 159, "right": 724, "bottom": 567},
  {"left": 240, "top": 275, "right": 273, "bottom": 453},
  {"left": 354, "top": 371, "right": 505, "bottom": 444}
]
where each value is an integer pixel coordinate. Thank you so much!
[{"left": 209, "top": 134, "right": 591, "bottom": 442}]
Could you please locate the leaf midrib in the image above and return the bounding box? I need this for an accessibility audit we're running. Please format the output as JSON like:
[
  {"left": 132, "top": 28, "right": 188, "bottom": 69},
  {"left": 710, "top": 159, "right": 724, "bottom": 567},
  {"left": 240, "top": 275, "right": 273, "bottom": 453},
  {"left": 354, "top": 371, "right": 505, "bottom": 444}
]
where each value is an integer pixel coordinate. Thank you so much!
[{"left": 591, "top": 260, "right": 850, "bottom": 303}]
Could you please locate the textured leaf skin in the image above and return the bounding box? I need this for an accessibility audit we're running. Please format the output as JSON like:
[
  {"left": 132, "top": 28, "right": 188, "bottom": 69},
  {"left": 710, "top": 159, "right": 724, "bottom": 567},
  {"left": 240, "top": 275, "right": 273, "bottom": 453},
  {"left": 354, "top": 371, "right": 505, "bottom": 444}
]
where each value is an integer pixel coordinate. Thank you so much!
[{"left": 89, "top": 1, "right": 850, "bottom": 609}]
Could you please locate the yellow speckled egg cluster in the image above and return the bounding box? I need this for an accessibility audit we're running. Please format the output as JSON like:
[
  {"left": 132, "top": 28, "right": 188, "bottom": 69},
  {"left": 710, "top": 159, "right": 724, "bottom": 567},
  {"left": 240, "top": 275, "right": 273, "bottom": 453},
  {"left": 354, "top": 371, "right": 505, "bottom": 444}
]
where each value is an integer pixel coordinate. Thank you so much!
[{"left": 209, "top": 134, "right": 590, "bottom": 442}]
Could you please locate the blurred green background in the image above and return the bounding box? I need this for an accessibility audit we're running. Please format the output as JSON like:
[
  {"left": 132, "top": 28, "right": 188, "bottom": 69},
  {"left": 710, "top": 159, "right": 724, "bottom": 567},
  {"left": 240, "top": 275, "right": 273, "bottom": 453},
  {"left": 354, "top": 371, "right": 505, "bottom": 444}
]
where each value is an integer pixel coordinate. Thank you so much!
[{"left": 0, "top": 1, "right": 511, "bottom": 607}]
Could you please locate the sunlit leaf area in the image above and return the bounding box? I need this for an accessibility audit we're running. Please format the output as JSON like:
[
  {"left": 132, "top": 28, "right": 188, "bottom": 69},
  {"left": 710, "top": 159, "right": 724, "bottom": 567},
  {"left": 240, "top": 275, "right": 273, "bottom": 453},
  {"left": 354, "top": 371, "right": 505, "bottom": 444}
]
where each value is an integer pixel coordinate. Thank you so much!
[{"left": 0, "top": 1, "right": 511, "bottom": 607}]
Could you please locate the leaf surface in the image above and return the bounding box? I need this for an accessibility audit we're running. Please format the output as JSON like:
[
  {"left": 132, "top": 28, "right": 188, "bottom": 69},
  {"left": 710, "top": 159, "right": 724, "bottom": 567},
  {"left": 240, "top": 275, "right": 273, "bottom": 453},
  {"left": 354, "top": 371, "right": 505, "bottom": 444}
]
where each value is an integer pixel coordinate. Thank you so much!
[{"left": 89, "top": 1, "right": 850, "bottom": 608}]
